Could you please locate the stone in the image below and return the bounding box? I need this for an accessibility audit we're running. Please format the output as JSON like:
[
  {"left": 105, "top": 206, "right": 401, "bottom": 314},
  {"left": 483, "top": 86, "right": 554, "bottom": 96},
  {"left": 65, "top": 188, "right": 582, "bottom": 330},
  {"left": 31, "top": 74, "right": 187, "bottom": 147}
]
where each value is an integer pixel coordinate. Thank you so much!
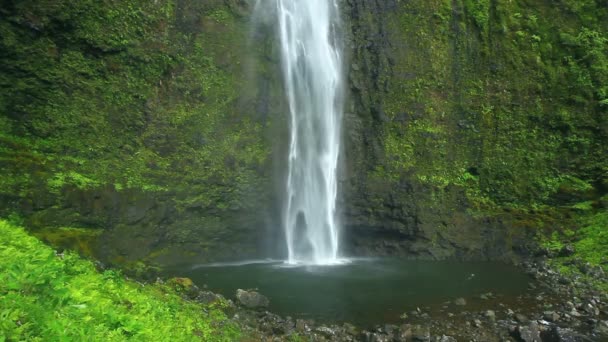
[
  {"left": 195, "top": 291, "right": 225, "bottom": 305},
  {"left": 438, "top": 336, "right": 457, "bottom": 342},
  {"left": 485, "top": 310, "right": 496, "bottom": 321},
  {"left": 315, "top": 326, "right": 335, "bottom": 338},
  {"left": 396, "top": 324, "right": 412, "bottom": 342},
  {"left": 511, "top": 322, "right": 541, "bottom": 342},
  {"left": 514, "top": 313, "right": 529, "bottom": 323},
  {"left": 595, "top": 320, "right": 608, "bottom": 335},
  {"left": 558, "top": 244, "right": 576, "bottom": 257},
  {"left": 584, "top": 303, "right": 600, "bottom": 316},
  {"left": 411, "top": 325, "right": 430, "bottom": 342},
  {"left": 343, "top": 323, "right": 358, "bottom": 336},
  {"left": 295, "top": 319, "right": 311, "bottom": 333},
  {"left": 516, "top": 322, "right": 542, "bottom": 342},
  {"left": 167, "top": 277, "right": 199, "bottom": 298},
  {"left": 542, "top": 326, "right": 587, "bottom": 342},
  {"left": 454, "top": 298, "right": 467, "bottom": 306},
  {"left": 235, "top": 289, "right": 269, "bottom": 309},
  {"left": 473, "top": 319, "right": 482, "bottom": 327},
  {"left": 543, "top": 311, "right": 560, "bottom": 322},
  {"left": 384, "top": 324, "right": 398, "bottom": 335}
]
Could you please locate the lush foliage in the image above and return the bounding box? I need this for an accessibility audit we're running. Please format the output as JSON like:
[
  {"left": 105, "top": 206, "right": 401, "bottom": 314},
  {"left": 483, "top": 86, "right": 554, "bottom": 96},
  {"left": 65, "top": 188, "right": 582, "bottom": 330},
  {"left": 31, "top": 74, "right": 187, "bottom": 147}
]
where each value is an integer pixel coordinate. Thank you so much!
[
  {"left": 539, "top": 205, "right": 608, "bottom": 291},
  {"left": 573, "top": 210, "right": 608, "bottom": 266},
  {"left": 0, "top": 219, "right": 240, "bottom": 341}
]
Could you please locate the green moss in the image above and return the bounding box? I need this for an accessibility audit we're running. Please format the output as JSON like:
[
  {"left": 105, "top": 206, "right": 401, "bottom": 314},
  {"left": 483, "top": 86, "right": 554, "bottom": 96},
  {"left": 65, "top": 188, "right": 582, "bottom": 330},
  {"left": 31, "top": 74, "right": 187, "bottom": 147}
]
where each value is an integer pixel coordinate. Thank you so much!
[
  {"left": 0, "top": 0, "right": 271, "bottom": 217},
  {"left": 574, "top": 211, "right": 608, "bottom": 266},
  {"left": 31, "top": 226, "right": 102, "bottom": 257},
  {"left": 371, "top": 0, "right": 607, "bottom": 211},
  {"left": 0, "top": 219, "right": 240, "bottom": 341}
]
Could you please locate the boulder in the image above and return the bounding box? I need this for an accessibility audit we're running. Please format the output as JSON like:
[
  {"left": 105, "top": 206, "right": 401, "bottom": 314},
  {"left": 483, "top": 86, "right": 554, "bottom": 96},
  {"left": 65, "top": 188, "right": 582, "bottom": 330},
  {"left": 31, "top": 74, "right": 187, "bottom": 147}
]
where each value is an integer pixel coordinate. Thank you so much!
[
  {"left": 511, "top": 322, "right": 541, "bottom": 342},
  {"left": 411, "top": 325, "right": 430, "bottom": 342},
  {"left": 235, "top": 289, "right": 269, "bottom": 309}
]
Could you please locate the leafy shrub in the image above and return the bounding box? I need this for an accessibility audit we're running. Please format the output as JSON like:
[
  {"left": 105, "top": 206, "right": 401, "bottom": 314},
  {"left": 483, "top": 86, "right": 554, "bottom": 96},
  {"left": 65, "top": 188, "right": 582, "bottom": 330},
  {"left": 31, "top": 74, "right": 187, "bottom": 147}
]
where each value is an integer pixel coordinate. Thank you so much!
[{"left": 0, "top": 220, "right": 240, "bottom": 341}]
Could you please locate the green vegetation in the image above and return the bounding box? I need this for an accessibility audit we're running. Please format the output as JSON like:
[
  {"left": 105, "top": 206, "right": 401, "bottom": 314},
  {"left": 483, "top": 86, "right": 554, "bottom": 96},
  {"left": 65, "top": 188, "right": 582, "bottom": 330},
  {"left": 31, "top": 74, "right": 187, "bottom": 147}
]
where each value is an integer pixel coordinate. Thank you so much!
[
  {"left": 572, "top": 210, "right": 608, "bottom": 266},
  {"left": 0, "top": 0, "right": 274, "bottom": 264},
  {"left": 0, "top": 0, "right": 270, "bottom": 209},
  {"left": 364, "top": 0, "right": 607, "bottom": 212},
  {"left": 538, "top": 205, "right": 608, "bottom": 291},
  {"left": 0, "top": 219, "right": 240, "bottom": 341}
]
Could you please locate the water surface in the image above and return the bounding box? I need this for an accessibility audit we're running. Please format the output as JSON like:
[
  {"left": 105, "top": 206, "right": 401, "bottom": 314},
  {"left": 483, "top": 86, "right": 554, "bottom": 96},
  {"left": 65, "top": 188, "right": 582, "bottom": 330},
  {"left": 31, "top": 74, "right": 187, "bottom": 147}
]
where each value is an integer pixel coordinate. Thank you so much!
[{"left": 171, "top": 259, "right": 531, "bottom": 326}]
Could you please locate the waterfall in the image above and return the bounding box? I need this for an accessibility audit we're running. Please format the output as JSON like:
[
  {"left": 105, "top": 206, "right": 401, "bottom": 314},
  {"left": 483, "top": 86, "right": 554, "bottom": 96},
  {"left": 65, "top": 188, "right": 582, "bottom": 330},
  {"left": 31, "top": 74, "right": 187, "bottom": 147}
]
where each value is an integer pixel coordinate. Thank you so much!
[{"left": 274, "top": 0, "right": 344, "bottom": 265}]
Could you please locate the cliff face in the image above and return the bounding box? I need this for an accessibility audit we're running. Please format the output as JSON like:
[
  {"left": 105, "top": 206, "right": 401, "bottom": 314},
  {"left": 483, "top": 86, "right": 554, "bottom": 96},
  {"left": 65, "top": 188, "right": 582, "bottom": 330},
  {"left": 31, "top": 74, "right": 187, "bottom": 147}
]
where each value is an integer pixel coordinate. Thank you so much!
[
  {"left": 0, "top": 0, "right": 284, "bottom": 266},
  {"left": 340, "top": 0, "right": 607, "bottom": 260},
  {"left": 0, "top": 0, "right": 606, "bottom": 266}
]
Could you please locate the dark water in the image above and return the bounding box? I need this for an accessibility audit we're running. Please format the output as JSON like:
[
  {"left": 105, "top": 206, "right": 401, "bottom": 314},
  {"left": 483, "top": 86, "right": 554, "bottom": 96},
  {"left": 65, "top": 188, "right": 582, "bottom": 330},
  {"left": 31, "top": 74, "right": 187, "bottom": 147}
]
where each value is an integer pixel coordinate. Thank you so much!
[{"left": 169, "top": 258, "right": 531, "bottom": 326}]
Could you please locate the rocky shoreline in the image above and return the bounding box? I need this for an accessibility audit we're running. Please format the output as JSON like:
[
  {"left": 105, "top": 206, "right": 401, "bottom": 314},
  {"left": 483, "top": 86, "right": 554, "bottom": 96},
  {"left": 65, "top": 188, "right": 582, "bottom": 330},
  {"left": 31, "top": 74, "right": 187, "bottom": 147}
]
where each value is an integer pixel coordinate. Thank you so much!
[{"left": 165, "top": 258, "right": 608, "bottom": 341}]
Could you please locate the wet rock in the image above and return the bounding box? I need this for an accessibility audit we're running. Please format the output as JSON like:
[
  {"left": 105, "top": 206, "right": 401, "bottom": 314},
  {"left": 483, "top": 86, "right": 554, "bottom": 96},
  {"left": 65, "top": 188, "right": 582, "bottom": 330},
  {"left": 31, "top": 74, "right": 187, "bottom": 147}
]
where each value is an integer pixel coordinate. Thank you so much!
[
  {"left": 514, "top": 313, "right": 529, "bottom": 324},
  {"left": 343, "top": 322, "right": 358, "bottom": 336},
  {"left": 195, "top": 291, "right": 226, "bottom": 305},
  {"left": 543, "top": 311, "right": 560, "bottom": 322},
  {"left": 235, "top": 289, "right": 269, "bottom": 309},
  {"left": 383, "top": 324, "right": 398, "bottom": 335},
  {"left": 295, "top": 319, "right": 312, "bottom": 333},
  {"left": 595, "top": 320, "right": 608, "bottom": 335},
  {"left": 454, "top": 298, "right": 467, "bottom": 306},
  {"left": 583, "top": 303, "right": 600, "bottom": 316},
  {"left": 558, "top": 245, "right": 576, "bottom": 257},
  {"left": 511, "top": 322, "right": 541, "bottom": 342},
  {"left": 541, "top": 325, "right": 586, "bottom": 342},
  {"left": 569, "top": 309, "right": 582, "bottom": 318},
  {"left": 395, "top": 324, "right": 412, "bottom": 342},
  {"left": 315, "top": 326, "right": 335, "bottom": 338},
  {"left": 411, "top": 325, "right": 430, "bottom": 342}
]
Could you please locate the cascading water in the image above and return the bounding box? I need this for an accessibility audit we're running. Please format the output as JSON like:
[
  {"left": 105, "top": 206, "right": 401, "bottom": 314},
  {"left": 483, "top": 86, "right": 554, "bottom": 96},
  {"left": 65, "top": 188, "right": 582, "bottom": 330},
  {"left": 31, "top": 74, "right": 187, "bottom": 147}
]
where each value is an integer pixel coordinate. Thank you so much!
[{"left": 274, "top": 0, "right": 344, "bottom": 265}]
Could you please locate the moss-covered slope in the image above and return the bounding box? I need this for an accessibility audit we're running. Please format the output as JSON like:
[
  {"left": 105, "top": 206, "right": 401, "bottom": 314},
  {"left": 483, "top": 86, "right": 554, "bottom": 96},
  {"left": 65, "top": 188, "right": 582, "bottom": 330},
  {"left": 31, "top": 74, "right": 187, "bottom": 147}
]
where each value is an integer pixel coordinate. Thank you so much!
[{"left": 0, "top": 219, "right": 240, "bottom": 341}]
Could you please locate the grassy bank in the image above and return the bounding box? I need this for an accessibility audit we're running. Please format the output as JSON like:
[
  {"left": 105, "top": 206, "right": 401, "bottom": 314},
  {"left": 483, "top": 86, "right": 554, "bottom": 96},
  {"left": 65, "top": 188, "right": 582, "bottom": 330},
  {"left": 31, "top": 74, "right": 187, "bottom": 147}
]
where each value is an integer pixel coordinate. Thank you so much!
[{"left": 0, "top": 219, "right": 240, "bottom": 341}]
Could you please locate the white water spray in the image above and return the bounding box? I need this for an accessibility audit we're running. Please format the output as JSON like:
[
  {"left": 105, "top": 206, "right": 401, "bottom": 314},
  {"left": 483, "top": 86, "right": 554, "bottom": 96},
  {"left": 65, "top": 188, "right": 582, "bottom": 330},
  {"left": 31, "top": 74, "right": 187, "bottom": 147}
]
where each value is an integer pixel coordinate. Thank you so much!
[{"left": 274, "top": 0, "right": 344, "bottom": 265}]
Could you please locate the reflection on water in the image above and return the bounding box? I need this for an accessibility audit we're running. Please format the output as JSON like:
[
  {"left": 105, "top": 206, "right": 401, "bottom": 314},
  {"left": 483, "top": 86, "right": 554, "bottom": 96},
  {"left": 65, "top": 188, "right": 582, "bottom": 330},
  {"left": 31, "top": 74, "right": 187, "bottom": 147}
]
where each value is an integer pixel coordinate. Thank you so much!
[{"left": 169, "top": 259, "right": 531, "bottom": 326}]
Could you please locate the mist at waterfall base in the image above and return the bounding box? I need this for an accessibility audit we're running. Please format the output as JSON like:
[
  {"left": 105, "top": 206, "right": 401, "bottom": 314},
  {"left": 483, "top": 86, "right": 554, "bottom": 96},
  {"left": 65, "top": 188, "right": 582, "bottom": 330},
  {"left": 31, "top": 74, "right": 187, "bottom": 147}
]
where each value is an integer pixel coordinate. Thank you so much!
[{"left": 169, "top": 259, "right": 531, "bottom": 326}]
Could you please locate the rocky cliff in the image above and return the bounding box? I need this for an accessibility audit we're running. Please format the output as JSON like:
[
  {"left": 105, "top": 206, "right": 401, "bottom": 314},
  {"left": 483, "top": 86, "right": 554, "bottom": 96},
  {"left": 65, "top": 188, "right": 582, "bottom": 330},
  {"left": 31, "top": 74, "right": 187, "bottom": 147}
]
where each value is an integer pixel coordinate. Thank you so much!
[{"left": 0, "top": 0, "right": 606, "bottom": 268}]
